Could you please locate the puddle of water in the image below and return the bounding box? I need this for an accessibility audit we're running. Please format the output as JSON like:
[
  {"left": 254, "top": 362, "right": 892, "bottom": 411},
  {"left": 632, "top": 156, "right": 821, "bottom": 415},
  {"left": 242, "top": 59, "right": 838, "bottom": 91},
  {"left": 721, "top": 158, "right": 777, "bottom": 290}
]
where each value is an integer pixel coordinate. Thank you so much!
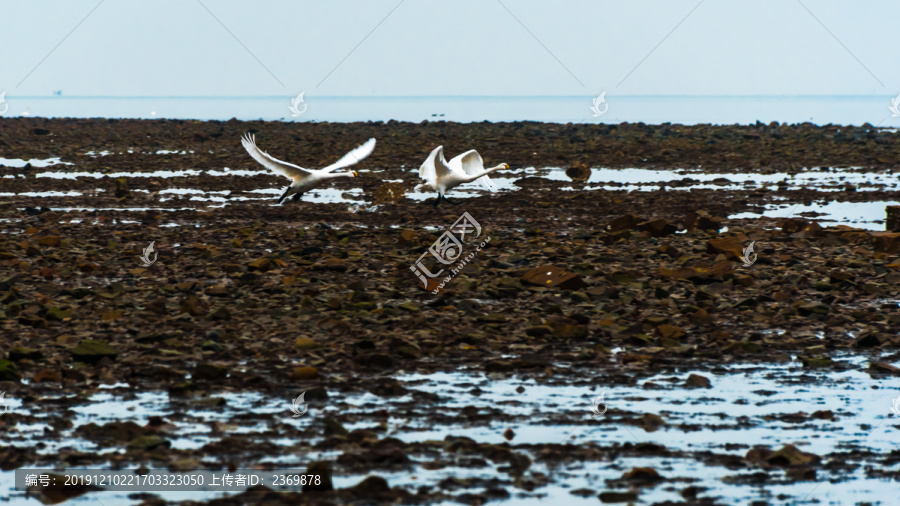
[
  {"left": 243, "top": 188, "right": 364, "bottom": 205},
  {"left": 0, "top": 186, "right": 356, "bottom": 207},
  {"left": 159, "top": 189, "right": 229, "bottom": 195},
  {"left": 0, "top": 157, "right": 74, "bottom": 168},
  {"left": 0, "top": 467, "right": 246, "bottom": 505},
  {"left": 28, "top": 168, "right": 270, "bottom": 180},
  {"left": 3, "top": 390, "right": 314, "bottom": 459},
  {"left": 403, "top": 166, "right": 900, "bottom": 201},
  {"left": 0, "top": 191, "right": 85, "bottom": 197},
  {"left": 730, "top": 200, "right": 897, "bottom": 231},
  {"left": 159, "top": 222, "right": 205, "bottom": 228},
  {"left": 393, "top": 360, "right": 896, "bottom": 453},
  {"left": 83, "top": 150, "right": 196, "bottom": 157},
  {"left": 2, "top": 354, "right": 896, "bottom": 505},
  {"left": 205, "top": 168, "right": 268, "bottom": 177},
  {"left": 404, "top": 185, "right": 512, "bottom": 201},
  {"left": 583, "top": 167, "right": 900, "bottom": 190},
  {"left": 39, "top": 207, "right": 198, "bottom": 212},
  {"left": 35, "top": 169, "right": 201, "bottom": 179}
]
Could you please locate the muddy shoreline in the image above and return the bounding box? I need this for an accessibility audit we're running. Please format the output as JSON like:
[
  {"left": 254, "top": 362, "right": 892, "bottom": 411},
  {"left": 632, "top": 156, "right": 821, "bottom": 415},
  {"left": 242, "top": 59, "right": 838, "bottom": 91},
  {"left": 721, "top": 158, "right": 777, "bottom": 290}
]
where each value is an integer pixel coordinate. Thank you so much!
[
  {"left": 2, "top": 117, "right": 900, "bottom": 171},
  {"left": 1, "top": 118, "right": 900, "bottom": 505}
]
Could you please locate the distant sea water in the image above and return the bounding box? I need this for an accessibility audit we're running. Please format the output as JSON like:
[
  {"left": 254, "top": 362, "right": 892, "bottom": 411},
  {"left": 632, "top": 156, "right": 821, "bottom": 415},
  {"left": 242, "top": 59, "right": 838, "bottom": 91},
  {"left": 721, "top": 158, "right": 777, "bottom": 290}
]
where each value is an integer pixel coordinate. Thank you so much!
[{"left": 2, "top": 95, "right": 899, "bottom": 127}]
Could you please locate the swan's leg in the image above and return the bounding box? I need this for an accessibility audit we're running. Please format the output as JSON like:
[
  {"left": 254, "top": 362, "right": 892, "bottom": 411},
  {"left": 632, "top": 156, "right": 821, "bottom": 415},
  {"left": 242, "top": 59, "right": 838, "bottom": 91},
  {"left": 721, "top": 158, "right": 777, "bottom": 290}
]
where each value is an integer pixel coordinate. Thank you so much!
[
  {"left": 278, "top": 187, "right": 292, "bottom": 204},
  {"left": 291, "top": 191, "right": 303, "bottom": 202},
  {"left": 432, "top": 194, "right": 442, "bottom": 208},
  {"left": 444, "top": 196, "right": 461, "bottom": 206}
]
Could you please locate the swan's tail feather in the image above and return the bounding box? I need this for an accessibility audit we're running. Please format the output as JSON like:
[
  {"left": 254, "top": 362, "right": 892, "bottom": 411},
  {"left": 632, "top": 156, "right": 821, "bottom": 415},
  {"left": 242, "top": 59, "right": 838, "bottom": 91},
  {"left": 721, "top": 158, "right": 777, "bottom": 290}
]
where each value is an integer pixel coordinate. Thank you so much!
[{"left": 477, "top": 175, "right": 498, "bottom": 192}]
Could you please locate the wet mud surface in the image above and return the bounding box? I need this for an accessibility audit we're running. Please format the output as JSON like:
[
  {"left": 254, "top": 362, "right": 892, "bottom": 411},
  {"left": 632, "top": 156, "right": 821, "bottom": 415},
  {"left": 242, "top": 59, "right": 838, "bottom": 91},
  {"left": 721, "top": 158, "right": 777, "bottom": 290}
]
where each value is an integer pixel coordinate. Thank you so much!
[{"left": 1, "top": 118, "right": 900, "bottom": 505}]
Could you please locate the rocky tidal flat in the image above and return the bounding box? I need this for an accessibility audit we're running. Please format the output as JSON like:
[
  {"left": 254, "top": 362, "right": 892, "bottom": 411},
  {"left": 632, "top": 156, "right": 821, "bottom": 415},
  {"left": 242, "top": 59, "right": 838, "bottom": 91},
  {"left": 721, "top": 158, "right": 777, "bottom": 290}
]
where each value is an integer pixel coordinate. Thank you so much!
[{"left": 1, "top": 117, "right": 900, "bottom": 505}]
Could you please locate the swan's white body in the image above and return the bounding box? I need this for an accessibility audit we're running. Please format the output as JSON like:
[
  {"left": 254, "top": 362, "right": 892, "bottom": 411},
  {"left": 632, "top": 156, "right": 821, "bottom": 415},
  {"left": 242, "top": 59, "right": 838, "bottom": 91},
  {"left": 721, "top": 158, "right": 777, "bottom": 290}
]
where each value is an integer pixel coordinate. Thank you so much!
[
  {"left": 416, "top": 146, "right": 507, "bottom": 204},
  {"left": 241, "top": 133, "right": 375, "bottom": 204}
]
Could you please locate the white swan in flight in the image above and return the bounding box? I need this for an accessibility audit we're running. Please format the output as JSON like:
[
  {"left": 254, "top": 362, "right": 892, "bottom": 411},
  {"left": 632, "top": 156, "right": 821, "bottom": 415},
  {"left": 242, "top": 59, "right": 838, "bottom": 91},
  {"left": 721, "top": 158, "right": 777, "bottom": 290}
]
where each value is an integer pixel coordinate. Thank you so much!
[
  {"left": 416, "top": 146, "right": 508, "bottom": 206},
  {"left": 241, "top": 133, "right": 375, "bottom": 204}
]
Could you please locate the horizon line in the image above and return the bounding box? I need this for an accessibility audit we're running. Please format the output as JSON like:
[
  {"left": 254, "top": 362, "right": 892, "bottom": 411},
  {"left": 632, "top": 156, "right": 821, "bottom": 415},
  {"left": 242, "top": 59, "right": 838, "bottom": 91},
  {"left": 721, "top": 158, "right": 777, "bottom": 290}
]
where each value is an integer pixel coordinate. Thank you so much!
[{"left": 3, "top": 94, "right": 897, "bottom": 100}]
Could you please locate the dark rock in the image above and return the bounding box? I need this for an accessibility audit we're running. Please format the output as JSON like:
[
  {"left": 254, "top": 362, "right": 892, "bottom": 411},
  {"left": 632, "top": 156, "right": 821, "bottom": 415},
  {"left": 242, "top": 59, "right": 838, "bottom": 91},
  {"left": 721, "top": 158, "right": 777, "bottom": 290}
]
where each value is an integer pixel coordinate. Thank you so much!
[
  {"left": 126, "top": 435, "right": 170, "bottom": 451},
  {"left": 75, "top": 421, "right": 148, "bottom": 442},
  {"left": 193, "top": 363, "right": 228, "bottom": 381},
  {"left": 70, "top": 340, "right": 118, "bottom": 363},
  {"left": 707, "top": 237, "right": 744, "bottom": 259},
  {"left": 8, "top": 347, "right": 42, "bottom": 361},
  {"left": 247, "top": 258, "right": 272, "bottom": 271},
  {"left": 290, "top": 366, "right": 320, "bottom": 380},
  {"left": 354, "top": 353, "right": 394, "bottom": 370},
  {"left": 521, "top": 265, "right": 587, "bottom": 290},
  {"left": 636, "top": 219, "right": 678, "bottom": 237},
  {"left": 0, "top": 360, "right": 22, "bottom": 381},
  {"left": 887, "top": 205, "right": 900, "bottom": 232},
  {"left": 599, "top": 491, "right": 639, "bottom": 502},
  {"left": 869, "top": 361, "right": 900, "bottom": 375},
  {"left": 765, "top": 444, "right": 819, "bottom": 467},
  {"left": 854, "top": 333, "right": 881, "bottom": 348},
  {"left": 797, "top": 303, "right": 829, "bottom": 317},
  {"left": 207, "top": 306, "right": 231, "bottom": 321},
  {"left": 607, "top": 215, "right": 641, "bottom": 232},
  {"left": 872, "top": 232, "right": 900, "bottom": 254},
  {"left": 324, "top": 417, "right": 349, "bottom": 437},
  {"left": 801, "top": 356, "right": 833, "bottom": 368},
  {"left": 565, "top": 163, "right": 591, "bottom": 181},
  {"left": 621, "top": 467, "right": 662, "bottom": 482},
  {"left": 685, "top": 373, "right": 712, "bottom": 388},
  {"left": 302, "top": 462, "right": 334, "bottom": 492},
  {"left": 373, "top": 182, "right": 406, "bottom": 204},
  {"left": 683, "top": 212, "right": 722, "bottom": 231},
  {"left": 347, "top": 476, "right": 391, "bottom": 498}
]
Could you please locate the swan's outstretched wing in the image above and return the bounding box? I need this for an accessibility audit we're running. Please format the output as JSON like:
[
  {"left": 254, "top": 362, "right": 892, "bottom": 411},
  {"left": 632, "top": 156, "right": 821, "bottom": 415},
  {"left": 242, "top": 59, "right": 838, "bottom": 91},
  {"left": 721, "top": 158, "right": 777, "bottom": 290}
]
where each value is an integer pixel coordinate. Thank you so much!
[
  {"left": 241, "top": 133, "right": 310, "bottom": 180},
  {"left": 448, "top": 149, "right": 482, "bottom": 175},
  {"left": 321, "top": 137, "right": 377, "bottom": 173},
  {"left": 449, "top": 149, "right": 498, "bottom": 191},
  {"left": 420, "top": 145, "right": 453, "bottom": 185}
]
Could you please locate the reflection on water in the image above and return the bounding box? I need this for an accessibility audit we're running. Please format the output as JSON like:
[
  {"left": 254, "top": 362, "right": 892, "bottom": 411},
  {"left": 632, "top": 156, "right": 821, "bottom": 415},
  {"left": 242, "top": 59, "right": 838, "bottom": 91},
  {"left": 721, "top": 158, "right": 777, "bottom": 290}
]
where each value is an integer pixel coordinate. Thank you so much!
[
  {"left": 2, "top": 164, "right": 898, "bottom": 227},
  {"left": 0, "top": 157, "right": 73, "bottom": 168},
  {"left": 32, "top": 168, "right": 267, "bottom": 179},
  {"left": 2, "top": 354, "right": 896, "bottom": 505},
  {"left": 730, "top": 201, "right": 898, "bottom": 231}
]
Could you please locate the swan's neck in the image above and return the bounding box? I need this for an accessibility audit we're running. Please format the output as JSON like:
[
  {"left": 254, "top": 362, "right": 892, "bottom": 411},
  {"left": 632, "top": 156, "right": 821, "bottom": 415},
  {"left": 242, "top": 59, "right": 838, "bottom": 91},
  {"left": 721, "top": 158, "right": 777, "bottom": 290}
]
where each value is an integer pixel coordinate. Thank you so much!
[{"left": 462, "top": 164, "right": 504, "bottom": 183}]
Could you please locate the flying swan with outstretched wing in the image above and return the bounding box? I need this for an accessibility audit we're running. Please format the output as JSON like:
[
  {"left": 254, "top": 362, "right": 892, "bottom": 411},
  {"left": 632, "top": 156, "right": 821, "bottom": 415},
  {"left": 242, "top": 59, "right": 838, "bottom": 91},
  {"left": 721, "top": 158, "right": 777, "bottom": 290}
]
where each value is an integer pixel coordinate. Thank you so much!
[
  {"left": 241, "top": 133, "right": 375, "bottom": 204},
  {"left": 416, "top": 146, "right": 507, "bottom": 206}
]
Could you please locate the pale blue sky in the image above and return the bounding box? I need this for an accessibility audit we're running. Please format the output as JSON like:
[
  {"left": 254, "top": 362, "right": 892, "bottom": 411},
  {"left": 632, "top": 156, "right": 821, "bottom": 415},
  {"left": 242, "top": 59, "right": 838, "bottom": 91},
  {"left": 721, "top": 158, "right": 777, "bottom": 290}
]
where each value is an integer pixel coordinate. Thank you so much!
[{"left": 1, "top": 0, "right": 897, "bottom": 97}]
